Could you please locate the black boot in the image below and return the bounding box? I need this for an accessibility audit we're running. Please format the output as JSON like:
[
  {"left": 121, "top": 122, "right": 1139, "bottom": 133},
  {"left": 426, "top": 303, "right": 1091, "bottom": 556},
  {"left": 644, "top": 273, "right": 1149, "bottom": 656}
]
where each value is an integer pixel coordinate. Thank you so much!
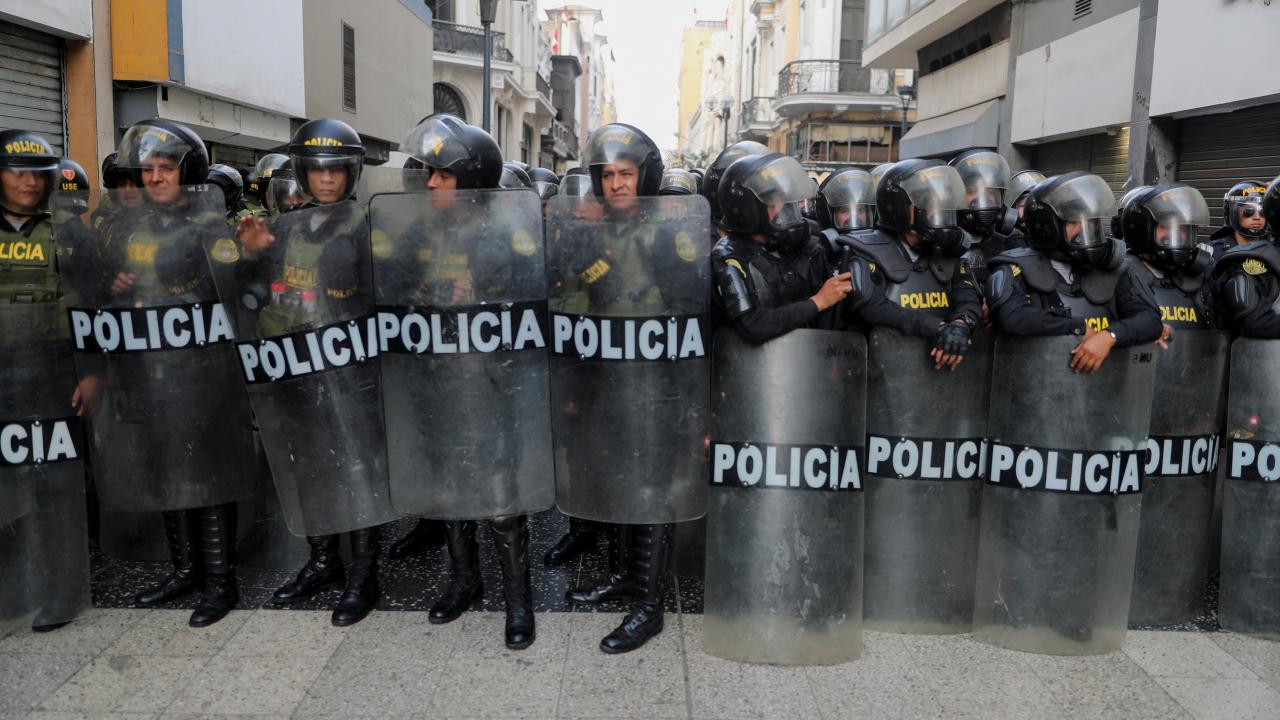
[
  {"left": 388, "top": 518, "right": 446, "bottom": 560},
  {"left": 491, "top": 516, "right": 535, "bottom": 650},
  {"left": 190, "top": 503, "right": 238, "bottom": 628},
  {"left": 543, "top": 516, "right": 598, "bottom": 566},
  {"left": 567, "top": 523, "right": 635, "bottom": 604},
  {"left": 270, "top": 535, "right": 345, "bottom": 604},
  {"left": 429, "top": 521, "right": 482, "bottom": 624},
  {"left": 135, "top": 510, "right": 203, "bottom": 606},
  {"left": 600, "top": 523, "right": 672, "bottom": 654},
  {"left": 332, "top": 526, "right": 381, "bottom": 627}
]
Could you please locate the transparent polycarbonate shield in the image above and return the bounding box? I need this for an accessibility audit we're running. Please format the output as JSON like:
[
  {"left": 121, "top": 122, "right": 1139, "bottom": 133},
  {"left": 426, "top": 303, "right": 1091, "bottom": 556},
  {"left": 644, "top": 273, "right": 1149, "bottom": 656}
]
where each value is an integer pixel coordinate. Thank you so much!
[
  {"left": 66, "top": 186, "right": 253, "bottom": 513},
  {"left": 1130, "top": 331, "right": 1228, "bottom": 627},
  {"left": 546, "top": 195, "right": 711, "bottom": 524},
  {"left": 704, "top": 329, "right": 866, "bottom": 665},
  {"left": 1220, "top": 339, "right": 1280, "bottom": 638},
  {"left": 863, "top": 328, "right": 993, "bottom": 634},
  {"left": 370, "top": 189, "right": 553, "bottom": 520},
  {"left": 974, "top": 335, "right": 1156, "bottom": 655},
  {"left": 0, "top": 303, "right": 90, "bottom": 631},
  {"left": 207, "top": 201, "right": 397, "bottom": 537}
]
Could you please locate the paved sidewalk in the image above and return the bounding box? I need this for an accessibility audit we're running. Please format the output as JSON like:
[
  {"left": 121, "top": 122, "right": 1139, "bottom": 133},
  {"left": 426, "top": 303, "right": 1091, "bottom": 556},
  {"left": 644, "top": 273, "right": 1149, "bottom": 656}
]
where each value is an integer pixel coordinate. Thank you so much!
[{"left": 1, "top": 608, "right": 1277, "bottom": 720}]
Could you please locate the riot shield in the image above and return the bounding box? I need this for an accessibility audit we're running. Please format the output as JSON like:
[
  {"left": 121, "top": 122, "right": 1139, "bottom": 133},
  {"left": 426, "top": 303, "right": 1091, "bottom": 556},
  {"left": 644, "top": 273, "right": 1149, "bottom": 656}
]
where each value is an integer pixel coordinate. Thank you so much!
[
  {"left": 545, "top": 195, "right": 711, "bottom": 524},
  {"left": 1130, "top": 331, "right": 1229, "bottom": 627},
  {"left": 974, "top": 335, "right": 1156, "bottom": 655},
  {"left": 66, "top": 187, "right": 253, "bottom": 514},
  {"left": 207, "top": 200, "right": 397, "bottom": 537},
  {"left": 704, "top": 329, "right": 866, "bottom": 665},
  {"left": 369, "top": 189, "right": 553, "bottom": 520},
  {"left": 1221, "top": 339, "right": 1280, "bottom": 638},
  {"left": 863, "top": 328, "right": 993, "bottom": 634},
  {"left": 0, "top": 303, "right": 90, "bottom": 631}
]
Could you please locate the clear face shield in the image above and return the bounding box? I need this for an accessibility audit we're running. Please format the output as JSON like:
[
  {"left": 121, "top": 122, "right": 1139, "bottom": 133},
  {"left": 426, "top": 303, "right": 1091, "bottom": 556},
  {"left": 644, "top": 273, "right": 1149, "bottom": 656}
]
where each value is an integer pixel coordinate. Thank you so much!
[
  {"left": 901, "top": 165, "right": 966, "bottom": 230},
  {"left": 743, "top": 156, "right": 818, "bottom": 248},
  {"left": 1042, "top": 174, "right": 1118, "bottom": 265},
  {"left": 1145, "top": 185, "right": 1209, "bottom": 264},
  {"left": 821, "top": 169, "right": 875, "bottom": 231}
]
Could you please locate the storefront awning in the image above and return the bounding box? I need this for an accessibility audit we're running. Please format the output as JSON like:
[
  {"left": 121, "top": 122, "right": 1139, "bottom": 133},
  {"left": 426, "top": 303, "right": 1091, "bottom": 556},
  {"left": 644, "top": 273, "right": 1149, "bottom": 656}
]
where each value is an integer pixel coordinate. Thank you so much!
[{"left": 900, "top": 99, "right": 1001, "bottom": 159}]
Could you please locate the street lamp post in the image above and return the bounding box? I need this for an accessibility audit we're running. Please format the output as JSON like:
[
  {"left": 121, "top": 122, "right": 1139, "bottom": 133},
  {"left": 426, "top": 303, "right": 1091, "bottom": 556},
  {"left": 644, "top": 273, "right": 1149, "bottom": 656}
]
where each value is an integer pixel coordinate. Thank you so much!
[
  {"left": 479, "top": 0, "right": 526, "bottom": 134},
  {"left": 897, "top": 84, "right": 915, "bottom": 161}
]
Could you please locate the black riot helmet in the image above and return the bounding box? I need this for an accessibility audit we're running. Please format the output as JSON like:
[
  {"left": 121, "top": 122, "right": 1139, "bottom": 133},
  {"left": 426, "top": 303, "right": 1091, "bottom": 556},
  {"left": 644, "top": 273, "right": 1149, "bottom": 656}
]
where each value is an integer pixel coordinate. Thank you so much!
[
  {"left": 54, "top": 157, "right": 91, "bottom": 216},
  {"left": 0, "top": 129, "right": 59, "bottom": 216},
  {"left": 718, "top": 152, "right": 819, "bottom": 251},
  {"left": 1263, "top": 176, "right": 1280, "bottom": 238},
  {"left": 703, "top": 140, "right": 769, "bottom": 221},
  {"left": 1006, "top": 169, "right": 1046, "bottom": 211},
  {"left": 101, "top": 152, "right": 134, "bottom": 189},
  {"left": 401, "top": 114, "right": 503, "bottom": 190},
  {"left": 1110, "top": 185, "right": 1151, "bottom": 240},
  {"left": 585, "top": 123, "right": 664, "bottom": 198},
  {"left": 659, "top": 168, "right": 699, "bottom": 196},
  {"left": 949, "top": 149, "right": 1010, "bottom": 232},
  {"left": 117, "top": 119, "right": 210, "bottom": 186},
  {"left": 529, "top": 167, "right": 560, "bottom": 200},
  {"left": 250, "top": 153, "right": 289, "bottom": 200},
  {"left": 207, "top": 163, "right": 244, "bottom": 211},
  {"left": 507, "top": 160, "right": 530, "bottom": 175},
  {"left": 1223, "top": 180, "right": 1269, "bottom": 238},
  {"left": 1121, "top": 183, "right": 1210, "bottom": 268},
  {"left": 559, "top": 167, "right": 593, "bottom": 197},
  {"left": 816, "top": 168, "right": 876, "bottom": 232},
  {"left": 500, "top": 162, "right": 532, "bottom": 189},
  {"left": 288, "top": 117, "right": 364, "bottom": 205},
  {"left": 869, "top": 162, "right": 894, "bottom": 191},
  {"left": 1023, "top": 171, "right": 1121, "bottom": 268},
  {"left": 875, "top": 158, "right": 967, "bottom": 255},
  {"left": 266, "top": 159, "right": 307, "bottom": 214}
]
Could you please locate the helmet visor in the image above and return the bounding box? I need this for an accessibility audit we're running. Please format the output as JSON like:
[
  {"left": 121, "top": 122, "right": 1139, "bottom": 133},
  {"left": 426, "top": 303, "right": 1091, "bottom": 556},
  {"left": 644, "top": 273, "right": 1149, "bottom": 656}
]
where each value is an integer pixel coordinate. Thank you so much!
[
  {"left": 118, "top": 124, "right": 195, "bottom": 170},
  {"left": 1006, "top": 170, "right": 1046, "bottom": 209},
  {"left": 585, "top": 125, "right": 650, "bottom": 168},
  {"left": 267, "top": 175, "right": 306, "bottom": 212},
  {"left": 294, "top": 154, "right": 360, "bottom": 204},
  {"left": 832, "top": 203, "right": 876, "bottom": 231},
  {"left": 821, "top": 170, "right": 875, "bottom": 208},
  {"left": 533, "top": 180, "right": 559, "bottom": 199},
  {"left": 560, "top": 174, "right": 593, "bottom": 197},
  {"left": 769, "top": 201, "right": 807, "bottom": 230},
  {"left": 1040, "top": 173, "right": 1117, "bottom": 229},
  {"left": 742, "top": 155, "right": 818, "bottom": 208},
  {"left": 953, "top": 152, "right": 1009, "bottom": 210},
  {"left": 900, "top": 165, "right": 966, "bottom": 228},
  {"left": 401, "top": 118, "right": 473, "bottom": 170},
  {"left": 660, "top": 171, "right": 698, "bottom": 196},
  {"left": 1144, "top": 185, "right": 1208, "bottom": 251}
]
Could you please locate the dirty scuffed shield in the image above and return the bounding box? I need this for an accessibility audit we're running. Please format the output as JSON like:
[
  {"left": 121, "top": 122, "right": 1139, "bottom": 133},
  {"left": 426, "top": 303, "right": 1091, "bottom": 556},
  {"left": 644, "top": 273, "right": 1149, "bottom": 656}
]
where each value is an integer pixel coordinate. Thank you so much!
[
  {"left": 974, "top": 335, "right": 1156, "bottom": 655},
  {"left": 704, "top": 329, "right": 866, "bottom": 665},
  {"left": 1220, "top": 339, "right": 1280, "bottom": 638},
  {"left": 1130, "top": 331, "right": 1228, "bottom": 627},
  {"left": 545, "top": 195, "right": 711, "bottom": 524},
  {"left": 863, "top": 328, "right": 993, "bottom": 634},
  {"left": 208, "top": 201, "right": 396, "bottom": 537},
  {"left": 370, "top": 189, "right": 553, "bottom": 519},
  {"left": 66, "top": 187, "right": 253, "bottom": 513},
  {"left": 0, "top": 303, "right": 90, "bottom": 631}
]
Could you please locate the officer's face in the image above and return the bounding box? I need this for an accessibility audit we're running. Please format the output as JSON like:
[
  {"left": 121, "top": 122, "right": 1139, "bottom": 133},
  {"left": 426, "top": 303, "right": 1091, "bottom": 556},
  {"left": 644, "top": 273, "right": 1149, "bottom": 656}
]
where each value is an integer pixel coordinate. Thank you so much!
[
  {"left": 1015, "top": 196, "right": 1028, "bottom": 219},
  {"left": 427, "top": 168, "right": 458, "bottom": 210},
  {"left": 308, "top": 166, "right": 348, "bottom": 204},
  {"left": 141, "top": 157, "right": 181, "bottom": 205},
  {"left": 601, "top": 160, "right": 639, "bottom": 211},
  {"left": 117, "top": 179, "right": 144, "bottom": 209},
  {"left": 1239, "top": 202, "right": 1266, "bottom": 233},
  {"left": 0, "top": 168, "right": 48, "bottom": 214},
  {"left": 834, "top": 206, "right": 852, "bottom": 230}
]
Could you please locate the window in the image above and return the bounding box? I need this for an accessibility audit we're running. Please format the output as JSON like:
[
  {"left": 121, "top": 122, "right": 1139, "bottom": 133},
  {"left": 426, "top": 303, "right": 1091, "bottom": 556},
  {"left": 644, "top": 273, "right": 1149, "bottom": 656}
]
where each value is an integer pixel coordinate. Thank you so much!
[
  {"left": 839, "top": 0, "right": 865, "bottom": 63},
  {"left": 433, "top": 83, "right": 466, "bottom": 122},
  {"left": 496, "top": 106, "right": 508, "bottom": 154},
  {"left": 522, "top": 123, "right": 534, "bottom": 165},
  {"left": 342, "top": 23, "right": 356, "bottom": 112},
  {"left": 426, "top": 0, "right": 454, "bottom": 23}
]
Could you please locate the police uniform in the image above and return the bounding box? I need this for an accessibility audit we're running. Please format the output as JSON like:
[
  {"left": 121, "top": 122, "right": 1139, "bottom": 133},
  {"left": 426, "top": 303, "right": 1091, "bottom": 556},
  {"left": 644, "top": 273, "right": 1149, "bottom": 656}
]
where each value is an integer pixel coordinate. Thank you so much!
[
  {"left": 1123, "top": 254, "right": 1215, "bottom": 331},
  {"left": 847, "top": 228, "right": 983, "bottom": 336},
  {"left": 1215, "top": 240, "right": 1280, "bottom": 338}
]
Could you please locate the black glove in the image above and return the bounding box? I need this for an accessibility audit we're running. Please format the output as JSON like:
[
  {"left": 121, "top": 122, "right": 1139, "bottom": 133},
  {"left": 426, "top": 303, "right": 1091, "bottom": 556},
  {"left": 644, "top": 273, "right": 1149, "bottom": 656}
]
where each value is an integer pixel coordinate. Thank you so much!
[{"left": 933, "top": 320, "right": 972, "bottom": 357}]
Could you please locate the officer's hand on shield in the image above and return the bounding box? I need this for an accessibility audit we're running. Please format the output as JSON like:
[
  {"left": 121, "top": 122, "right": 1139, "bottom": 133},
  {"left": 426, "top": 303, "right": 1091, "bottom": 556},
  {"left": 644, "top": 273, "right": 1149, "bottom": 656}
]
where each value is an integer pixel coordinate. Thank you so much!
[
  {"left": 71, "top": 375, "right": 103, "bottom": 416},
  {"left": 1070, "top": 325, "right": 1116, "bottom": 373},
  {"left": 811, "top": 272, "right": 852, "bottom": 311},
  {"left": 1156, "top": 323, "right": 1173, "bottom": 350},
  {"left": 236, "top": 215, "right": 275, "bottom": 254},
  {"left": 930, "top": 319, "right": 970, "bottom": 371},
  {"left": 110, "top": 271, "right": 135, "bottom": 296}
]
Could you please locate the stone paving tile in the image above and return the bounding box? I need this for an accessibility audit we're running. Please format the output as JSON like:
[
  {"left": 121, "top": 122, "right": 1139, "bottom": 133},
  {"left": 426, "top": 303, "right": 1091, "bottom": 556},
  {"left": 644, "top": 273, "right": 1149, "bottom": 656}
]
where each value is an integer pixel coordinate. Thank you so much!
[
  {"left": 926, "top": 670, "right": 1068, "bottom": 720},
  {"left": 166, "top": 653, "right": 330, "bottom": 716},
  {"left": 556, "top": 613, "right": 686, "bottom": 720},
  {"left": 0, "top": 609, "right": 147, "bottom": 656},
  {"left": 1209, "top": 632, "right": 1280, "bottom": 690},
  {"left": 805, "top": 662, "right": 944, "bottom": 720},
  {"left": 899, "top": 631, "right": 1039, "bottom": 677},
  {"left": 0, "top": 653, "right": 96, "bottom": 712},
  {"left": 27, "top": 713, "right": 161, "bottom": 720},
  {"left": 1038, "top": 670, "right": 1192, "bottom": 720},
  {"left": 106, "top": 610, "right": 250, "bottom": 657},
  {"left": 219, "top": 609, "right": 347, "bottom": 657},
  {"left": 40, "top": 655, "right": 208, "bottom": 714},
  {"left": 1154, "top": 676, "right": 1280, "bottom": 720},
  {"left": 1123, "top": 630, "right": 1259, "bottom": 679},
  {"left": 293, "top": 651, "right": 441, "bottom": 718},
  {"left": 328, "top": 609, "right": 459, "bottom": 661}
]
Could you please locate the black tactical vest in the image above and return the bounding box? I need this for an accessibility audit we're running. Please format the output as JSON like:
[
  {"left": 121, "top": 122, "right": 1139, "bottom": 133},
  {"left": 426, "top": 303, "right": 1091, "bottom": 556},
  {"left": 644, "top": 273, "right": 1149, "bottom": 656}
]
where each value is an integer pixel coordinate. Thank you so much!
[
  {"left": 851, "top": 229, "right": 957, "bottom": 320},
  {"left": 991, "top": 247, "right": 1120, "bottom": 331},
  {"left": 1123, "top": 255, "right": 1212, "bottom": 330}
]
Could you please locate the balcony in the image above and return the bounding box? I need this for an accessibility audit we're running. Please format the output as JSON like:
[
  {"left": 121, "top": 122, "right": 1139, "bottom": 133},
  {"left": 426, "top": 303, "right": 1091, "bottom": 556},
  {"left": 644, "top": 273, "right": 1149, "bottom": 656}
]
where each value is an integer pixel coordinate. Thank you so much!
[
  {"left": 542, "top": 118, "right": 579, "bottom": 160},
  {"left": 738, "top": 96, "right": 776, "bottom": 141},
  {"left": 772, "top": 60, "right": 902, "bottom": 118},
  {"left": 537, "top": 73, "right": 552, "bottom": 102},
  {"left": 433, "top": 21, "right": 513, "bottom": 63},
  {"left": 863, "top": 0, "right": 1005, "bottom": 69}
]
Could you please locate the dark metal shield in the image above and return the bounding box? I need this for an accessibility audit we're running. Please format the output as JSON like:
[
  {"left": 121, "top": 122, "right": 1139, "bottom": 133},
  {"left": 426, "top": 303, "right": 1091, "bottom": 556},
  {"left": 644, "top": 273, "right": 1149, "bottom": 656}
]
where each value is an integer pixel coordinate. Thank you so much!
[
  {"left": 545, "top": 195, "right": 712, "bottom": 524},
  {"left": 863, "top": 327, "right": 993, "bottom": 634},
  {"left": 369, "top": 189, "right": 553, "bottom": 520},
  {"left": 207, "top": 201, "right": 397, "bottom": 537},
  {"left": 1130, "top": 331, "right": 1229, "bottom": 627},
  {"left": 974, "top": 335, "right": 1156, "bottom": 655},
  {"left": 1220, "top": 339, "right": 1280, "bottom": 638},
  {"left": 66, "top": 187, "right": 254, "bottom": 513},
  {"left": 704, "top": 329, "right": 866, "bottom": 665},
  {"left": 0, "top": 303, "right": 90, "bottom": 631}
]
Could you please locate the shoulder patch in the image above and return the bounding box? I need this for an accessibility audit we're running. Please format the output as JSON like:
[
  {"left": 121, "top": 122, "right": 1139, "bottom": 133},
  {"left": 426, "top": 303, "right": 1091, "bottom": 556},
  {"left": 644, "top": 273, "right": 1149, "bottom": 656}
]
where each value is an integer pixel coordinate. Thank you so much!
[
  {"left": 1243, "top": 258, "right": 1267, "bottom": 276},
  {"left": 1011, "top": 264, "right": 1022, "bottom": 277},
  {"left": 511, "top": 228, "right": 537, "bottom": 257},
  {"left": 371, "top": 230, "right": 392, "bottom": 258},
  {"left": 868, "top": 261, "right": 877, "bottom": 274},
  {"left": 725, "top": 258, "right": 746, "bottom": 277},
  {"left": 210, "top": 237, "right": 240, "bottom": 264},
  {"left": 675, "top": 232, "right": 698, "bottom": 262}
]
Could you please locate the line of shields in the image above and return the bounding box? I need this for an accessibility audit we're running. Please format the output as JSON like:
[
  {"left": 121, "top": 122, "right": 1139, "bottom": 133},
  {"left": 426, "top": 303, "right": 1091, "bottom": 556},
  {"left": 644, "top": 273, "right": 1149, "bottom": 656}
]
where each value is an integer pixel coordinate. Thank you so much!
[{"left": 8, "top": 178, "right": 1276, "bottom": 659}]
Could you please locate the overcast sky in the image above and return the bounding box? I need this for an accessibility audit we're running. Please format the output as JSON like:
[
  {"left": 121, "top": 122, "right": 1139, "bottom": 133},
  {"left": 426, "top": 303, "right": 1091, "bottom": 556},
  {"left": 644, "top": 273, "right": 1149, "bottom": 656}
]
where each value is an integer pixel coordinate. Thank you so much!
[{"left": 538, "top": 0, "right": 730, "bottom": 153}]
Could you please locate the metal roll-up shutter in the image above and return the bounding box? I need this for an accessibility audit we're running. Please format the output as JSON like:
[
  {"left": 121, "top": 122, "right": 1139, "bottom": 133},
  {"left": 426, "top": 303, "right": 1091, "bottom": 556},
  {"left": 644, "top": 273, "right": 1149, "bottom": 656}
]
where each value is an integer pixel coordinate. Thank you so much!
[
  {"left": 1032, "top": 136, "right": 1091, "bottom": 179},
  {"left": 0, "top": 21, "right": 65, "bottom": 154},
  {"left": 1177, "top": 103, "right": 1280, "bottom": 243},
  {"left": 1031, "top": 126, "right": 1131, "bottom": 200}
]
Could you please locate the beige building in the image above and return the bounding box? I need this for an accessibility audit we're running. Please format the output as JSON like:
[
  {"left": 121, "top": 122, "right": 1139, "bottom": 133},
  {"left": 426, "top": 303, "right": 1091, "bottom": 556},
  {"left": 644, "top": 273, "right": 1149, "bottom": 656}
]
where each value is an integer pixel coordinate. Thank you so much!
[
  {"left": 542, "top": 4, "right": 618, "bottom": 164},
  {"left": 676, "top": 20, "right": 728, "bottom": 156}
]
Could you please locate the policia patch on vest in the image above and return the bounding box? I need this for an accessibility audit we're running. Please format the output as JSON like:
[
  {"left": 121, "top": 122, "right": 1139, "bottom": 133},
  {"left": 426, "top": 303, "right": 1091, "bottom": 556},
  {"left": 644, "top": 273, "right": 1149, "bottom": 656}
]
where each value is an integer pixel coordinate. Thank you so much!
[{"left": 1242, "top": 259, "right": 1267, "bottom": 276}]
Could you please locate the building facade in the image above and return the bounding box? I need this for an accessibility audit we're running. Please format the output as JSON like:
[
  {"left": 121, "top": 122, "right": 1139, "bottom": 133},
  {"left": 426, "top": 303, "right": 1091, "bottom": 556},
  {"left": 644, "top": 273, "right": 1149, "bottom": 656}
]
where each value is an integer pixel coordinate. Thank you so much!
[
  {"left": 543, "top": 4, "right": 618, "bottom": 165},
  {"left": 676, "top": 20, "right": 728, "bottom": 158}
]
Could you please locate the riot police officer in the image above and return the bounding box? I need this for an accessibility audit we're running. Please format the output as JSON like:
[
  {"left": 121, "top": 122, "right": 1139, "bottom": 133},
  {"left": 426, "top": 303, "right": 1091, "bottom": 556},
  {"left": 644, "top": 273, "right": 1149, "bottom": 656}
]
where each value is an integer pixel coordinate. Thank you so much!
[
  {"left": 659, "top": 168, "right": 699, "bottom": 197},
  {"left": 841, "top": 159, "right": 983, "bottom": 370},
  {"left": 711, "top": 153, "right": 862, "bottom": 342},
  {"left": 92, "top": 152, "right": 144, "bottom": 239},
  {"left": 246, "top": 153, "right": 288, "bottom": 216},
  {"left": 500, "top": 162, "right": 532, "bottom": 189},
  {"left": 814, "top": 167, "right": 876, "bottom": 234},
  {"left": 1209, "top": 181, "right": 1269, "bottom": 260},
  {"left": 950, "top": 149, "right": 1022, "bottom": 285},
  {"left": 208, "top": 163, "right": 248, "bottom": 222},
  {"left": 1119, "top": 183, "right": 1215, "bottom": 332},
  {"left": 869, "top": 162, "right": 893, "bottom": 191},
  {"left": 702, "top": 141, "right": 769, "bottom": 235},
  {"left": 263, "top": 160, "right": 308, "bottom": 215},
  {"left": 1006, "top": 169, "right": 1046, "bottom": 224},
  {"left": 986, "top": 171, "right": 1163, "bottom": 368},
  {"left": 238, "top": 118, "right": 386, "bottom": 627},
  {"left": 1215, "top": 176, "right": 1280, "bottom": 337},
  {"left": 529, "top": 166, "right": 560, "bottom": 216}
]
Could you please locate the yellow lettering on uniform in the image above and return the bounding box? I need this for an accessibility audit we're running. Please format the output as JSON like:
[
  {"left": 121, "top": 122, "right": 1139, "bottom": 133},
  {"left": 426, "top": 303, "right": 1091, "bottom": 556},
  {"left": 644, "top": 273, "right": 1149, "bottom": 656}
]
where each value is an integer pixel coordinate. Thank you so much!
[
  {"left": 0, "top": 241, "right": 47, "bottom": 262},
  {"left": 1085, "top": 317, "right": 1111, "bottom": 332},
  {"left": 1160, "top": 305, "right": 1197, "bottom": 323},
  {"left": 580, "top": 259, "right": 611, "bottom": 285},
  {"left": 283, "top": 264, "right": 318, "bottom": 290},
  {"left": 898, "top": 292, "right": 949, "bottom": 309},
  {"left": 127, "top": 244, "right": 158, "bottom": 265},
  {"left": 4, "top": 140, "right": 46, "bottom": 154},
  {"left": 303, "top": 137, "right": 344, "bottom": 147}
]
